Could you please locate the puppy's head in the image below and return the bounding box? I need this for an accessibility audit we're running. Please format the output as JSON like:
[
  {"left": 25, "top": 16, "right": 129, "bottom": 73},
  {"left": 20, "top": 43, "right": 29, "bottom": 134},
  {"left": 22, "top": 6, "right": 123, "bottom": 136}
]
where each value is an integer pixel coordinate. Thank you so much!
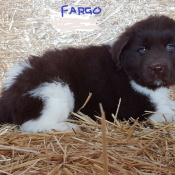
[{"left": 112, "top": 15, "right": 175, "bottom": 89}]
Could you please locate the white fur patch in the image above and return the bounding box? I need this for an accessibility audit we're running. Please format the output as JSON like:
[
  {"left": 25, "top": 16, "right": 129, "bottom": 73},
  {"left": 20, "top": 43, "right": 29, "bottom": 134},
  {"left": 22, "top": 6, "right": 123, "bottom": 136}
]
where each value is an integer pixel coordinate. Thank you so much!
[
  {"left": 3, "top": 60, "right": 32, "bottom": 90},
  {"left": 130, "top": 80, "right": 175, "bottom": 122},
  {"left": 21, "top": 81, "right": 79, "bottom": 133}
]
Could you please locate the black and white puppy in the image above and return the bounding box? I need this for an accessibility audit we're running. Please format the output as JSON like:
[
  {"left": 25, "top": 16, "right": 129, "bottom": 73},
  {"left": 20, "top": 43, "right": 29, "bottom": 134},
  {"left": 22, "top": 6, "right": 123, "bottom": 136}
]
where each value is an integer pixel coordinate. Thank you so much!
[{"left": 0, "top": 15, "right": 175, "bottom": 132}]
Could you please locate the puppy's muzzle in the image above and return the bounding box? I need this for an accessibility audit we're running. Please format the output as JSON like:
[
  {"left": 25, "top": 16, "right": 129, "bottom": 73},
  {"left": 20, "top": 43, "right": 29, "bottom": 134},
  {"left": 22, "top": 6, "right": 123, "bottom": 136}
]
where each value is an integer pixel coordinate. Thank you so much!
[
  {"left": 149, "top": 64, "right": 166, "bottom": 76},
  {"left": 147, "top": 63, "right": 169, "bottom": 86}
]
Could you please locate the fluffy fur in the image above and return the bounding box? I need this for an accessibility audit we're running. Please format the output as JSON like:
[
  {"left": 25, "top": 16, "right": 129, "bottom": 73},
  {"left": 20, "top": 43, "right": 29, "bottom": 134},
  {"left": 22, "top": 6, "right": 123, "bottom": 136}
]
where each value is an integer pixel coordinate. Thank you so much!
[
  {"left": 21, "top": 81, "right": 77, "bottom": 132},
  {"left": 131, "top": 81, "right": 175, "bottom": 122},
  {"left": 3, "top": 61, "right": 32, "bottom": 90},
  {"left": 1, "top": 15, "right": 175, "bottom": 132}
]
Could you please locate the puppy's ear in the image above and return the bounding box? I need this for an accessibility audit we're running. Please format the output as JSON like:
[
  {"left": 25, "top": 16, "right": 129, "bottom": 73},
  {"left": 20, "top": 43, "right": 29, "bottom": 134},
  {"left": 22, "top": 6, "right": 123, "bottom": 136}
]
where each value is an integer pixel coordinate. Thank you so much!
[{"left": 111, "top": 33, "right": 130, "bottom": 70}]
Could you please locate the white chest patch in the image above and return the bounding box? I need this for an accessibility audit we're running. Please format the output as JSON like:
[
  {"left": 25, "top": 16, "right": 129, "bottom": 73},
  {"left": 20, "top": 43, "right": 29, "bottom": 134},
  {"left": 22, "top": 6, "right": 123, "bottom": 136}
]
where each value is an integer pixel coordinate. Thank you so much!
[{"left": 130, "top": 80, "right": 175, "bottom": 122}]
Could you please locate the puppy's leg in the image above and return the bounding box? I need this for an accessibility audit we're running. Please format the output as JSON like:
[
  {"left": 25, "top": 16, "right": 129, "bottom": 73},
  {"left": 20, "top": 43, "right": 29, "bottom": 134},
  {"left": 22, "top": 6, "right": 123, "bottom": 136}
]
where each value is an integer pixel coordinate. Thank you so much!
[{"left": 21, "top": 81, "right": 79, "bottom": 133}]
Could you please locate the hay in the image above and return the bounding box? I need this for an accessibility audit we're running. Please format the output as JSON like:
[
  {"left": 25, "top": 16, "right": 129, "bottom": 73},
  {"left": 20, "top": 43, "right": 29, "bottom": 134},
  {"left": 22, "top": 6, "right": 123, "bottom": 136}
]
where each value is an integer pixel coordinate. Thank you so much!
[
  {"left": 0, "top": 113, "right": 175, "bottom": 174},
  {"left": 0, "top": 0, "right": 175, "bottom": 174}
]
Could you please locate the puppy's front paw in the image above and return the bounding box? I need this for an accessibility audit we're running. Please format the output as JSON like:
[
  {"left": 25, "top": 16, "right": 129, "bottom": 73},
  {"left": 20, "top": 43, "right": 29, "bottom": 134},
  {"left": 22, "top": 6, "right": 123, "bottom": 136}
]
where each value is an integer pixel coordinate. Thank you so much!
[{"left": 149, "top": 113, "right": 175, "bottom": 122}]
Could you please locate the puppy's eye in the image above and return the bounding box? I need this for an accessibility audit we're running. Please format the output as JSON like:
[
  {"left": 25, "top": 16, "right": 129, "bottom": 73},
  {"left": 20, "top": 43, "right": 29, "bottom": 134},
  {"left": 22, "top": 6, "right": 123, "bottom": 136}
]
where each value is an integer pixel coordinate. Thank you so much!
[
  {"left": 138, "top": 46, "right": 147, "bottom": 54},
  {"left": 166, "top": 44, "right": 175, "bottom": 52}
]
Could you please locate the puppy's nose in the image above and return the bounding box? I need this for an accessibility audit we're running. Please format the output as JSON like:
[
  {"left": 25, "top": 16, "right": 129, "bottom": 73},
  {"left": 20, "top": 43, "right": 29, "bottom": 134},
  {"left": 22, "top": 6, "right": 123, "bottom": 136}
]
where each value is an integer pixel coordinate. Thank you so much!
[{"left": 149, "top": 64, "right": 165, "bottom": 75}]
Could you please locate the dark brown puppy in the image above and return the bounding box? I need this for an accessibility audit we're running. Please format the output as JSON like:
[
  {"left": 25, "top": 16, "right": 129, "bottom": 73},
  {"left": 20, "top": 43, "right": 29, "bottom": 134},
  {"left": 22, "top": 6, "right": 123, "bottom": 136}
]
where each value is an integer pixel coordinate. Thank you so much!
[{"left": 0, "top": 15, "right": 175, "bottom": 132}]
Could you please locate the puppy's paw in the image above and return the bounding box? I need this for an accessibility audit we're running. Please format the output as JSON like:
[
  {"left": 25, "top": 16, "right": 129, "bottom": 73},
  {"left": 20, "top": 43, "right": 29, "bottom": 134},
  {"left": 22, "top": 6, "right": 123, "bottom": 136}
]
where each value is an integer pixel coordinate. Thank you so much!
[
  {"left": 51, "top": 122, "right": 80, "bottom": 132},
  {"left": 149, "top": 113, "right": 175, "bottom": 123},
  {"left": 21, "top": 122, "right": 80, "bottom": 133}
]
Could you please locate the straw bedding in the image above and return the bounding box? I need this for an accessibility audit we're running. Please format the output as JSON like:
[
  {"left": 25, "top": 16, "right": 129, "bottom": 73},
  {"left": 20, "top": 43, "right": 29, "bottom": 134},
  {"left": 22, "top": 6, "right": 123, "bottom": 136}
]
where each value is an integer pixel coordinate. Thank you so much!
[
  {"left": 0, "top": 0, "right": 175, "bottom": 174},
  {"left": 0, "top": 113, "right": 175, "bottom": 174}
]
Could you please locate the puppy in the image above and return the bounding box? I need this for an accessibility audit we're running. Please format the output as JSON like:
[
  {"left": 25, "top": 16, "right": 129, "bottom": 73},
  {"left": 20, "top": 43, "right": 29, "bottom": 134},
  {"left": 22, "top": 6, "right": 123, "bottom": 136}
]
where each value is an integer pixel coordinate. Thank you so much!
[{"left": 0, "top": 15, "right": 175, "bottom": 132}]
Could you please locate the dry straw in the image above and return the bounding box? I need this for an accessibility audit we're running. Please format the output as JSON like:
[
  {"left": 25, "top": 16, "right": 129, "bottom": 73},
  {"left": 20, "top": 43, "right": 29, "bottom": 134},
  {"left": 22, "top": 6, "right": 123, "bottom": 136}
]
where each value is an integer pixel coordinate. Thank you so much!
[
  {"left": 0, "top": 0, "right": 175, "bottom": 174},
  {"left": 0, "top": 112, "right": 175, "bottom": 174}
]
